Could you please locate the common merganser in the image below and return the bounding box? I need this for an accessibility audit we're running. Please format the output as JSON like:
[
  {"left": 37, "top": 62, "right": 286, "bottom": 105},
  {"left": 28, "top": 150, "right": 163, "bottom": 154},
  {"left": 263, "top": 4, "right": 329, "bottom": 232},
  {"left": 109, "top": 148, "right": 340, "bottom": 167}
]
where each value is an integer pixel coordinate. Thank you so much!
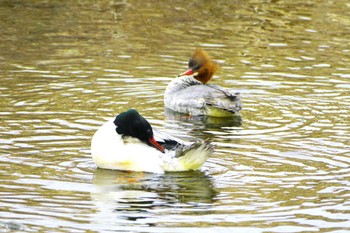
[
  {"left": 91, "top": 109, "right": 214, "bottom": 174},
  {"left": 165, "top": 48, "right": 242, "bottom": 117}
]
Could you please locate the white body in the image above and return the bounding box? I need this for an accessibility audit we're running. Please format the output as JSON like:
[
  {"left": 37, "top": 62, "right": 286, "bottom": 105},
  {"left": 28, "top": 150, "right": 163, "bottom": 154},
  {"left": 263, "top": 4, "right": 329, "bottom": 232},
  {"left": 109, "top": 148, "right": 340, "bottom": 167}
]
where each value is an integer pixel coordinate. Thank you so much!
[{"left": 91, "top": 119, "right": 213, "bottom": 174}]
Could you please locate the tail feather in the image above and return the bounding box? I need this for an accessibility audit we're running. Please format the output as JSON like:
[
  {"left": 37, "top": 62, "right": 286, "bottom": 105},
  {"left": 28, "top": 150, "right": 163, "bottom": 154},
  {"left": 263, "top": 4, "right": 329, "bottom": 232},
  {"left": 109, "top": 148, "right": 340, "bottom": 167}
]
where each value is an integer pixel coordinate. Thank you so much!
[
  {"left": 175, "top": 139, "right": 214, "bottom": 170},
  {"left": 206, "top": 93, "right": 242, "bottom": 114}
]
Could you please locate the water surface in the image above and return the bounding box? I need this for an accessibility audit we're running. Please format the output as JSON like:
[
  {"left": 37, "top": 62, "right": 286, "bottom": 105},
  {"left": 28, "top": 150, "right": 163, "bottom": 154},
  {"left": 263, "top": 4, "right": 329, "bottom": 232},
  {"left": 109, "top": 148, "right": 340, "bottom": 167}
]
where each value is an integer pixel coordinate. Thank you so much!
[{"left": 1, "top": 0, "right": 350, "bottom": 232}]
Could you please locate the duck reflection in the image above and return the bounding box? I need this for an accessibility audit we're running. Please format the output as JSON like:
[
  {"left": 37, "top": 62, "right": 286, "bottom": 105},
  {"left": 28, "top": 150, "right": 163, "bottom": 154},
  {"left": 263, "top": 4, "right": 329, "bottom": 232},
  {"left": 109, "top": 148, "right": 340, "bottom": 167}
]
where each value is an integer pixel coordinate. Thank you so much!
[
  {"left": 164, "top": 108, "right": 242, "bottom": 129},
  {"left": 90, "top": 169, "right": 217, "bottom": 224}
]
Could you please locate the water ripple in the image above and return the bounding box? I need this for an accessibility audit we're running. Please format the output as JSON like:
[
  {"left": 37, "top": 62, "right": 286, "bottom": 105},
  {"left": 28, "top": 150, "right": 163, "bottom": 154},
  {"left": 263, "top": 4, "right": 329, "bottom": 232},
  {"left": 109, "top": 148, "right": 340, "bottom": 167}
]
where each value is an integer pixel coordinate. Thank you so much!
[{"left": 1, "top": 0, "right": 350, "bottom": 232}]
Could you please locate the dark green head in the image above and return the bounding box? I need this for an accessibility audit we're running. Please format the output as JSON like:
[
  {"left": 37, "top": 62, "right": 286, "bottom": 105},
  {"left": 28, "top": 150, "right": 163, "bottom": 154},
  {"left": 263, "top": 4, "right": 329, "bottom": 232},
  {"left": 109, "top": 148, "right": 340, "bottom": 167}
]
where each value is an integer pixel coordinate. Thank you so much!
[{"left": 113, "top": 109, "right": 164, "bottom": 153}]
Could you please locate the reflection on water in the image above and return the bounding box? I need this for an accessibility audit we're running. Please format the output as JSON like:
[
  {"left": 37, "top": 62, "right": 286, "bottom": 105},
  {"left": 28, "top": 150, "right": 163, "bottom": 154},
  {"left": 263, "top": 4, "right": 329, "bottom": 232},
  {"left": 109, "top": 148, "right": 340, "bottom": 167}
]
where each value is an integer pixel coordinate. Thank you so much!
[
  {"left": 1, "top": 0, "right": 350, "bottom": 232},
  {"left": 91, "top": 169, "right": 216, "bottom": 229},
  {"left": 164, "top": 108, "right": 242, "bottom": 128},
  {"left": 92, "top": 169, "right": 216, "bottom": 204}
]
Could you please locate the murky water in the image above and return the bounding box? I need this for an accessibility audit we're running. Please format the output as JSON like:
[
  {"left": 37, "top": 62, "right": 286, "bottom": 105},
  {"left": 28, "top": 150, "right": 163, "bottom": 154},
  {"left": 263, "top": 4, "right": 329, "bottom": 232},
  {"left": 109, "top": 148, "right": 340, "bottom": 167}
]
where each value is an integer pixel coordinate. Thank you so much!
[{"left": 1, "top": 0, "right": 350, "bottom": 232}]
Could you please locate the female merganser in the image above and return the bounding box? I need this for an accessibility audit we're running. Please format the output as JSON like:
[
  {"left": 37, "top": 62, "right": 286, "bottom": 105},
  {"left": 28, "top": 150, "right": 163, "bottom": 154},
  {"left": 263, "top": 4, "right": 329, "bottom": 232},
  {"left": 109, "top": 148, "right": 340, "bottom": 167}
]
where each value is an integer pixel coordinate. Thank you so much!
[
  {"left": 165, "top": 48, "right": 242, "bottom": 117},
  {"left": 91, "top": 109, "right": 214, "bottom": 174}
]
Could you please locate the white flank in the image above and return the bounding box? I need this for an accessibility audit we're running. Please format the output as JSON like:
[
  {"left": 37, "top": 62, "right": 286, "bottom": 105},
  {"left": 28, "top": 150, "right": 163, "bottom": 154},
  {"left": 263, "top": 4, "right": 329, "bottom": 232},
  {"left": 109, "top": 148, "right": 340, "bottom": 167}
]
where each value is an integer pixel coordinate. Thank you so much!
[{"left": 91, "top": 119, "right": 214, "bottom": 173}]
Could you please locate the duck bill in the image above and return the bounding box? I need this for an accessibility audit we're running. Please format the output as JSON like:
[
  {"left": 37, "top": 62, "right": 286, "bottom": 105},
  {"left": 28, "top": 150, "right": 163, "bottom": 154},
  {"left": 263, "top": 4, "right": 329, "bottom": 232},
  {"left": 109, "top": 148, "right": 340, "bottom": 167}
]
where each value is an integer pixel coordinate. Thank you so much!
[
  {"left": 178, "top": 69, "right": 194, "bottom": 77},
  {"left": 148, "top": 137, "right": 165, "bottom": 153}
]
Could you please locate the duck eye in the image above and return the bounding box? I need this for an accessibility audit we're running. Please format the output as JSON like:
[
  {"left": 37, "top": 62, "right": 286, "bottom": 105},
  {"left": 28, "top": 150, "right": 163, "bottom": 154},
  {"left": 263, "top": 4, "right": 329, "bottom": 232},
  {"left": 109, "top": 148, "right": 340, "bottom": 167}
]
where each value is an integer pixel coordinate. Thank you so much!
[{"left": 192, "top": 64, "right": 201, "bottom": 72}]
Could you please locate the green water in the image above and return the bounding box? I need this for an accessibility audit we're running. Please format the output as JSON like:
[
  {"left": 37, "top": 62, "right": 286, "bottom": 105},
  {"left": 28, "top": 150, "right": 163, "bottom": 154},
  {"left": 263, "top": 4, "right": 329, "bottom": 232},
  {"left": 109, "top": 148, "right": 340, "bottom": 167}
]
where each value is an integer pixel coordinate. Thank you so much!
[{"left": 1, "top": 1, "right": 350, "bottom": 232}]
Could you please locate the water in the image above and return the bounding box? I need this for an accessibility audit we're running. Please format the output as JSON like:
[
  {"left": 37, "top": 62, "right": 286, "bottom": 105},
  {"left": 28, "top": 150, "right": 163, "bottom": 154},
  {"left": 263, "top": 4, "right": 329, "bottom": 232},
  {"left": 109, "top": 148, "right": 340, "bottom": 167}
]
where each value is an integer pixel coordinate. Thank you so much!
[{"left": 1, "top": 0, "right": 350, "bottom": 232}]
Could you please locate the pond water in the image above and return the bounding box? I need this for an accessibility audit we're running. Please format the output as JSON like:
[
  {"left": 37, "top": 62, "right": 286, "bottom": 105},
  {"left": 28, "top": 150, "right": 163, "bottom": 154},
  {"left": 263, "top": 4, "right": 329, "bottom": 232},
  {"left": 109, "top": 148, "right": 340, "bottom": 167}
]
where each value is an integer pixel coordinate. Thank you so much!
[{"left": 1, "top": 0, "right": 350, "bottom": 232}]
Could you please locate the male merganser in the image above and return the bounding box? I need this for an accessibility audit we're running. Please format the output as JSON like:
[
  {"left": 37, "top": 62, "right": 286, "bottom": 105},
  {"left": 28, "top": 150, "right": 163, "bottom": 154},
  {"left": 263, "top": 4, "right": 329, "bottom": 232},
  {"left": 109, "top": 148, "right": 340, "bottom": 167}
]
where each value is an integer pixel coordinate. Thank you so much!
[
  {"left": 165, "top": 48, "right": 242, "bottom": 117},
  {"left": 91, "top": 109, "right": 214, "bottom": 174}
]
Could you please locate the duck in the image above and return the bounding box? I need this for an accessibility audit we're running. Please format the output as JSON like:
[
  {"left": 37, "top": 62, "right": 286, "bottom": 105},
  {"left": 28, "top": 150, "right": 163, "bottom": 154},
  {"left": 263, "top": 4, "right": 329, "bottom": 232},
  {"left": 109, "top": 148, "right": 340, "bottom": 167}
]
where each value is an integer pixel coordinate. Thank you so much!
[
  {"left": 91, "top": 109, "right": 214, "bottom": 174},
  {"left": 164, "top": 48, "right": 242, "bottom": 117}
]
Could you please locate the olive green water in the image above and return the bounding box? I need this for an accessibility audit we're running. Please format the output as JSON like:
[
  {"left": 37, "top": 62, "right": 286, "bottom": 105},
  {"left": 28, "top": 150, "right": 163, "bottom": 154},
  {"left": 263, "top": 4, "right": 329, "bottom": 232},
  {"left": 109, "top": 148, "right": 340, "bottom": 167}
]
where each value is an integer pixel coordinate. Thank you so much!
[{"left": 1, "top": 1, "right": 350, "bottom": 232}]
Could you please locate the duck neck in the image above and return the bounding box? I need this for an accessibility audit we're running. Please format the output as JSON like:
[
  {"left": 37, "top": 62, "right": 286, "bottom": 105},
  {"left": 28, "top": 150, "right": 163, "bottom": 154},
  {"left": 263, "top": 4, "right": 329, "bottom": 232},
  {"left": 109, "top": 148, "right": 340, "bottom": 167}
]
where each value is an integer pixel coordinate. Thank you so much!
[
  {"left": 194, "top": 70, "right": 212, "bottom": 84},
  {"left": 165, "top": 76, "right": 201, "bottom": 95}
]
